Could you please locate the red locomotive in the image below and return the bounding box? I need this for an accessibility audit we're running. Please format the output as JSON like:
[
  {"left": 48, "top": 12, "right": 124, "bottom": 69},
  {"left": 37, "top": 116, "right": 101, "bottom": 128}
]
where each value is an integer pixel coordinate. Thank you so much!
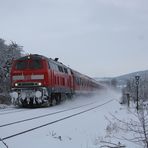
[{"left": 10, "top": 54, "right": 101, "bottom": 107}]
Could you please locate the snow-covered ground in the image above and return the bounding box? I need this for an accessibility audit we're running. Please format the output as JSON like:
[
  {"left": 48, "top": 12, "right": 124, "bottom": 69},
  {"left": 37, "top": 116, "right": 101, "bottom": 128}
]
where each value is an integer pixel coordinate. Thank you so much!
[{"left": 0, "top": 89, "right": 141, "bottom": 148}]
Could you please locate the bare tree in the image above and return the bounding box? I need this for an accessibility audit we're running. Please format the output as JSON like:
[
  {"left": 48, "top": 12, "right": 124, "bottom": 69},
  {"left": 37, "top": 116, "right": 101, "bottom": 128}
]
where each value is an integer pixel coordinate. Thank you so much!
[{"left": 105, "top": 104, "right": 148, "bottom": 148}]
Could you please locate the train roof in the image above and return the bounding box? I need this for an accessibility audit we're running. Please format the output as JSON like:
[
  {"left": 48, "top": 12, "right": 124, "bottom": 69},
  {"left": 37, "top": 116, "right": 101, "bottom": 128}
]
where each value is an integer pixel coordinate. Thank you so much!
[
  {"left": 15, "top": 54, "right": 48, "bottom": 61},
  {"left": 15, "top": 54, "right": 70, "bottom": 69}
]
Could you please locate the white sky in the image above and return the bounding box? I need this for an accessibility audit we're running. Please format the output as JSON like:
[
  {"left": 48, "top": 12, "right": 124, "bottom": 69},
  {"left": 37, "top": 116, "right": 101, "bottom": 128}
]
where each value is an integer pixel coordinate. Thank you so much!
[{"left": 0, "top": 0, "right": 148, "bottom": 77}]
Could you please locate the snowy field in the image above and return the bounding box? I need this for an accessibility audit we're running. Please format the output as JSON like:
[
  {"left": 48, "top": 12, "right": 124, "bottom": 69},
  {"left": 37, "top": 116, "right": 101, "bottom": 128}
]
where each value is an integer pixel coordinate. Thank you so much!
[{"left": 0, "top": 89, "right": 140, "bottom": 148}]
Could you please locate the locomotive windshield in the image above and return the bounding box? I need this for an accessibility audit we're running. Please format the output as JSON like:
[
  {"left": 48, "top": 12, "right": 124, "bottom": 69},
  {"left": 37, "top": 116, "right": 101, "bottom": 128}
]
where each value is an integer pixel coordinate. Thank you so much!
[
  {"left": 30, "top": 59, "right": 42, "bottom": 69},
  {"left": 15, "top": 59, "right": 42, "bottom": 70},
  {"left": 15, "top": 60, "right": 27, "bottom": 70}
]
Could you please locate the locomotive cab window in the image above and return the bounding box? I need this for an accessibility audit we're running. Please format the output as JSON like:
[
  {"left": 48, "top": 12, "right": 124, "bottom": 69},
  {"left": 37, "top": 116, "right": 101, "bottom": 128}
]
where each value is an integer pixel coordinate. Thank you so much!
[
  {"left": 30, "top": 59, "right": 42, "bottom": 69},
  {"left": 15, "top": 59, "right": 42, "bottom": 70},
  {"left": 15, "top": 60, "right": 28, "bottom": 70}
]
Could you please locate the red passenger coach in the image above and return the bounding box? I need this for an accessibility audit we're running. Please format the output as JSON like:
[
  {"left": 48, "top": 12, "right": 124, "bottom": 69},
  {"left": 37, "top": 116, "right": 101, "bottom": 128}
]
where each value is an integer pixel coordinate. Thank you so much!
[
  {"left": 71, "top": 70, "right": 99, "bottom": 95},
  {"left": 10, "top": 54, "right": 101, "bottom": 107}
]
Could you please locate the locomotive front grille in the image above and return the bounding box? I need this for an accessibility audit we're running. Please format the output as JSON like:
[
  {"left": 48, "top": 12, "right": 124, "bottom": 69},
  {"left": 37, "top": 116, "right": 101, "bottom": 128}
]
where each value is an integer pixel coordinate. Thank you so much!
[{"left": 16, "top": 82, "right": 40, "bottom": 87}]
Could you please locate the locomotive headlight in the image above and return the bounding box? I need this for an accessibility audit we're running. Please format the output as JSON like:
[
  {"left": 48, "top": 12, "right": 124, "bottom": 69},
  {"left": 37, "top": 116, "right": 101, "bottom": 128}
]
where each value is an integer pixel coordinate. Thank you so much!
[
  {"left": 35, "top": 91, "right": 42, "bottom": 98},
  {"left": 14, "top": 83, "right": 18, "bottom": 87},
  {"left": 38, "top": 82, "right": 42, "bottom": 86}
]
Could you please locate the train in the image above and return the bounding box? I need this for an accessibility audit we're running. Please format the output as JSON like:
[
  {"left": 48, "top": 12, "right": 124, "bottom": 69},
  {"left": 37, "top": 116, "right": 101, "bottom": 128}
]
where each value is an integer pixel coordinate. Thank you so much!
[{"left": 10, "top": 54, "right": 102, "bottom": 107}]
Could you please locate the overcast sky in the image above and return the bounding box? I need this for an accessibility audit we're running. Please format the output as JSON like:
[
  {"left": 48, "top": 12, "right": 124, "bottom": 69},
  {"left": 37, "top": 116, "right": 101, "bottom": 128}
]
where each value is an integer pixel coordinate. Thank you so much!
[{"left": 0, "top": 0, "right": 148, "bottom": 77}]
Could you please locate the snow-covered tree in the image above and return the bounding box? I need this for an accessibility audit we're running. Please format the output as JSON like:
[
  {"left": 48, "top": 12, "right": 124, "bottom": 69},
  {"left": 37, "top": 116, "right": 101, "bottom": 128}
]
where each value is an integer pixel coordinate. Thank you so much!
[{"left": 0, "top": 38, "right": 23, "bottom": 104}]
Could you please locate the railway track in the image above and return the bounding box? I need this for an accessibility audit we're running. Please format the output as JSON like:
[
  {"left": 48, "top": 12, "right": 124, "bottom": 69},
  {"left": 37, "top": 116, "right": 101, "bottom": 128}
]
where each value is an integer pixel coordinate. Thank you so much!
[
  {"left": 0, "top": 99, "right": 113, "bottom": 141},
  {"left": 0, "top": 100, "right": 101, "bottom": 128}
]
